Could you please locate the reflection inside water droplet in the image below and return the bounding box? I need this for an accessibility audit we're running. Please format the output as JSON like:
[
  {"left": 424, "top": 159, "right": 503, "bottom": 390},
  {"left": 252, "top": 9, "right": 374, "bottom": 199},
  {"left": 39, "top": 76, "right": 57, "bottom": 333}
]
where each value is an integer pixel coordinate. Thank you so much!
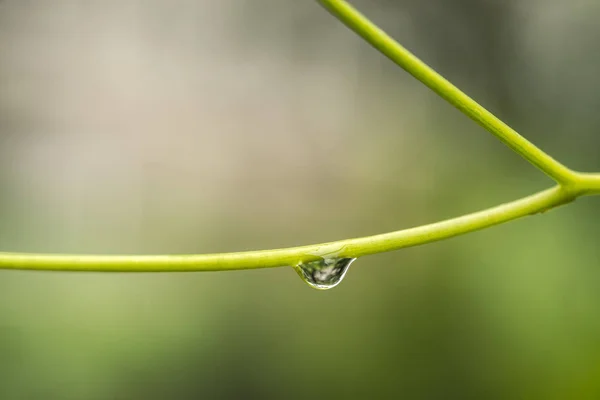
[{"left": 294, "top": 257, "right": 356, "bottom": 290}]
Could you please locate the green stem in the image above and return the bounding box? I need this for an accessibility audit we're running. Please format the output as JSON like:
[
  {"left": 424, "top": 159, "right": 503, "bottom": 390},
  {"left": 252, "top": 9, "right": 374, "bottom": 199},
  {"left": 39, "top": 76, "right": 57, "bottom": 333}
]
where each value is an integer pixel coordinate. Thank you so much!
[
  {"left": 0, "top": 0, "right": 596, "bottom": 273},
  {"left": 317, "top": 0, "right": 576, "bottom": 184},
  {"left": 0, "top": 184, "right": 581, "bottom": 272},
  {"left": 575, "top": 173, "right": 600, "bottom": 194}
]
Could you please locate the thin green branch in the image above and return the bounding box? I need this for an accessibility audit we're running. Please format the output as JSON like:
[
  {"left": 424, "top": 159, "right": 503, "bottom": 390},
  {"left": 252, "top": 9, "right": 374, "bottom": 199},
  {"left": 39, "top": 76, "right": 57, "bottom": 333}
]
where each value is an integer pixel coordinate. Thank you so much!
[
  {"left": 317, "top": 0, "right": 576, "bottom": 185},
  {"left": 0, "top": 0, "right": 597, "bottom": 273},
  {"left": 574, "top": 173, "right": 600, "bottom": 194},
  {"left": 0, "top": 185, "right": 581, "bottom": 272}
]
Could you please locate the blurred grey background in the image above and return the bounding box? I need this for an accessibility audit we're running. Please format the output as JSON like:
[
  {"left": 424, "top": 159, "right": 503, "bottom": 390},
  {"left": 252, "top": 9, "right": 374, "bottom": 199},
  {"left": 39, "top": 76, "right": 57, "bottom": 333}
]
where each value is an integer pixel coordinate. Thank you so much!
[{"left": 1, "top": 0, "right": 600, "bottom": 398}]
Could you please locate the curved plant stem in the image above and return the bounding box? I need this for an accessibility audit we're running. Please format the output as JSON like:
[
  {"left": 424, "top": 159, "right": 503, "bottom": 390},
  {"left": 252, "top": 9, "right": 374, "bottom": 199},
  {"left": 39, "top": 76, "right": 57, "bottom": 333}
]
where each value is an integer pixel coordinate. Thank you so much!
[
  {"left": 0, "top": 0, "right": 597, "bottom": 273},
  {"left": 0, "top": 182, "right": 596, "bottom": 272}
]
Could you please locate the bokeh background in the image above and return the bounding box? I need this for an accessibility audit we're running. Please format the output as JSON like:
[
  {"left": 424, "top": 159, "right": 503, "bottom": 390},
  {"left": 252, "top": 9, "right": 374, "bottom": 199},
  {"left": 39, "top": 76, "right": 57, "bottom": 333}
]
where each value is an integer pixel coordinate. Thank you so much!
[{"left": 1, "top": 0, "right": 599, "bottom": 398}]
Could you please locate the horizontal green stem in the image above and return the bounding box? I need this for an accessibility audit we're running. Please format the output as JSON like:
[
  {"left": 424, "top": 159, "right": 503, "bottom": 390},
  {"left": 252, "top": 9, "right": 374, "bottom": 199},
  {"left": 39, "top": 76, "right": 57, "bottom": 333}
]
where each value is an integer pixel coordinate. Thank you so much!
[
  {"left": 573, "top": 173, "right": 600, "bottom": 194},
  {"left": 0, "top": 184, "right": 582, "bottom": 272},
  {"left": 317, "top": 0, "right": 576, "bottom": 184}
]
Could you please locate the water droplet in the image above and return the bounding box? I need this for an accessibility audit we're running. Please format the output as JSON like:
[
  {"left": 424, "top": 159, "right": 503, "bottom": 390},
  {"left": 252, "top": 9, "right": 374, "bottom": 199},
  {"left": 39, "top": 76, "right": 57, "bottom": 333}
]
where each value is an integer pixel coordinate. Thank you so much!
[{"left": 294, "top": 257, "right": 356, "bottom": 290}]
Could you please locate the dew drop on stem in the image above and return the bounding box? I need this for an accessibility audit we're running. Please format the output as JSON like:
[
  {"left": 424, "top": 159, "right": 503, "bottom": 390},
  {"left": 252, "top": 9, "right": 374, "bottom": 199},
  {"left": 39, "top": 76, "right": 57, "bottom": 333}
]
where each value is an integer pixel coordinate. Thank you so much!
[{"left": 293, "top": 257, "right": 356, "bottom": 290}]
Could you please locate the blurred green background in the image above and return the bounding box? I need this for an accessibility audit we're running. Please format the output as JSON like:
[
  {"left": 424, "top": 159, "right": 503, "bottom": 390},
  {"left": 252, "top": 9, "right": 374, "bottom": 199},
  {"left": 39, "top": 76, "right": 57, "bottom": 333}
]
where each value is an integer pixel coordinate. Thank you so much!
[{"left": 1, "top": 0, "right": 600, "bottom": 398}]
